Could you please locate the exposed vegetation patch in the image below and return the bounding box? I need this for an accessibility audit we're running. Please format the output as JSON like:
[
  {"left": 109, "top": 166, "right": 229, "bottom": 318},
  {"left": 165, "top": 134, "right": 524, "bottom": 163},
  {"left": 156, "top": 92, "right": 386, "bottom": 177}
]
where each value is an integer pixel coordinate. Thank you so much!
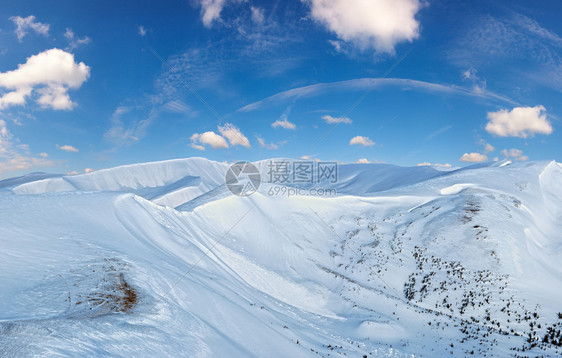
[{"left": 64, "top": 258, "right": 138, "bottom": 317}]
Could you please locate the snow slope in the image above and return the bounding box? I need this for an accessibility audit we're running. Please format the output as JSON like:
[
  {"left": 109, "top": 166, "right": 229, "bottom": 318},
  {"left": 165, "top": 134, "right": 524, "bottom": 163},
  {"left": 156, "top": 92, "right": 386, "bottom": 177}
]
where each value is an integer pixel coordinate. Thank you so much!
[{"left": 1, "top": 158, "right": 562, "bottom": 357}]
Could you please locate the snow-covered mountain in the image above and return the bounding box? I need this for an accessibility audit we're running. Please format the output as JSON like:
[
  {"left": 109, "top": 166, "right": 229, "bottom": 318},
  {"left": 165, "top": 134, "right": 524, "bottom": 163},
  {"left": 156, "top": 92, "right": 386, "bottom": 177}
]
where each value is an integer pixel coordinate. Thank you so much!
[{"left": 1, "top": 158, "right": 562, "bottom": 357}]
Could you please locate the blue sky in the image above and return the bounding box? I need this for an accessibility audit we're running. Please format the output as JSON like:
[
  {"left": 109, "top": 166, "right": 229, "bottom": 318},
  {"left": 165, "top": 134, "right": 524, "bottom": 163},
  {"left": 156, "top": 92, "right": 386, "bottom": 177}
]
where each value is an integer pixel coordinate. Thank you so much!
[{"left": 0, "top": 0, "right": 561, "bottom": 178}]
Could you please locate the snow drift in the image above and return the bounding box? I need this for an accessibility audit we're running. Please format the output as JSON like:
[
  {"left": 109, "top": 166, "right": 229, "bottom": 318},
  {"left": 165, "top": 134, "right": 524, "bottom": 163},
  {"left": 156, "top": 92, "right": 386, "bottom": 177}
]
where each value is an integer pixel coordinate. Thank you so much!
[{"left": 1, "top": 158, "right": 562, "bottom": 357}]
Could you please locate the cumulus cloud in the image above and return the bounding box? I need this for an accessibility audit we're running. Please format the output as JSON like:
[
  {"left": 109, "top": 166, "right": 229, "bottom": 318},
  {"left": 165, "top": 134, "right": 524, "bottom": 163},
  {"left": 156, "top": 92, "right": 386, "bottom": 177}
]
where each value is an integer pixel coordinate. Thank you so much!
[
  {"left": 350, "top": 135, "right": 375, "bottom": 146},
  {"left": 57, "top": 144, "right": 79, "bottom": 152},
  {"left": 218, "top": 123, "right": 251, "bottom": 148},
  {"left": 84, "top": 168, "right": 95, "bottom": 173},
  {"left": 502, "top": 148, "right": 529, "bottom": 161},
  {"left": 190, "top": 131, "right": 228, "bottom": 150},
  {"left": 190, "top": 123, "right": 249, "bottom": 150},
  {"left": 0, "top": 48, "right": 90, "bottom": 110},
  {"left": 10, "top": 15, "right": 49, "bottom": 42},
  {"left": 485, "top": 105, "right": 552, "bottom": 138},
  {"left": 304, "top": 0, "right": 423, "bottom": 54},
  {"left": 357, "top": 158, "right": 370, "bottom": 163},
  {"left": 64, "top": 28, "right": 91, "bottom": 50},
  {"left": 460, "top": 152, "right": 488, "bottom": 162},
  {"left": 322, "top": 115, "right": 352, "bottom": 124}
]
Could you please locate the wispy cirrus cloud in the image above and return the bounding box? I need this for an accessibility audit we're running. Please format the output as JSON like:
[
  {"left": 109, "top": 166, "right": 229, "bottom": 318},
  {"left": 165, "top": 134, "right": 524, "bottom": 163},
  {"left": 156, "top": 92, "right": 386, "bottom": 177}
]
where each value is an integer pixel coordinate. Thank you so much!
[
  {"left": 450, "top": 11, "right": 562, "bottom": 92},
  {"left": 425, "top": 125, "right": 453, "bottom": 141},
  {"left": 238, "top": 77, "right": 517, "bottom": 113},
  {"left": 64, "top": 28, "right": 90, "bottom": 51},
  {"left": 322, "top": 115, "right": 352, "bottom": 124},
  {"left": 0, "top": 120, "right": 53, "bottom": 175},
  {"left": 256, "top": 136, "right": 283, "bottom": 150},
  {"left": 10, "top": 15, "right": 49, "bottom": 42}
]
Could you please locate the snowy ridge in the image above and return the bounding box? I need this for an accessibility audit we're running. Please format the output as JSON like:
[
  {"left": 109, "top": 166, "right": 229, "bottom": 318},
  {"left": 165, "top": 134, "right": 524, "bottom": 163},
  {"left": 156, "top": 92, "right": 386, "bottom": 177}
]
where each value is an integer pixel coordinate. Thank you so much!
[
  {"left": 12, "top": 157, "right": 229, "bottom": 208},
  {"left": 1, "top": 158, "right": 562, "bottom": 357}
]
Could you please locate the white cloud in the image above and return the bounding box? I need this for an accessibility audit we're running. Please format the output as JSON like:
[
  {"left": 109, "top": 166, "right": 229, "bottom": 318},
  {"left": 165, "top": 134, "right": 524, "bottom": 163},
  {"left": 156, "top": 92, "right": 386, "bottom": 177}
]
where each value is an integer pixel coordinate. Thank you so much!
[
  {"left": 66, "top": 171, "right": 79, "bottom": 175},
  {"left": 502, "top": 148, "right": 529, "bottom": 161},
  {"left": 357, "top": 158, "right": 370, "bottom": 163},
  {"left": 191, "top": 131, "right": 229, "bottom": 150},
  {"left": 461, "top": 67, "right": 487, "bottom": 94},
  {"left": 10, "top": 15, "right": 49, "bottom": 42},
  {"left": 485, "top": 105, "right": 552, "bottom": 138},
  {"left": 0, "top": 48, "right": 90, "bottom": 110},
  {"left": 84, "top": 168, "right": 95, "bottom": 173},
  {"left": 478, "top": 139, "right": 495, "bottom": 154},
  {"left": 304, "top": 0, "right": 423, "bottom": 54},
  {"left": 189, "top": 125, "right": 249, "bottom": 151},
  {"left": 460, "top": 152, "right": 488, "bottom": 162},
  {"left": 256, "top": 136, "right": 279, "bottom": 150},
  {"left": 198, "top": 0, "right": 228, "bottom": 27},
  {"left": 322, "top": 115, "right": 352, "bottom": 124},
  {"left": 138, "top": 25, "right": 147, "bottom": 36},
  {"left": 0, "top": 120, "right": 53, "bottom": 174},
  {"left": 58, "top": 144, "right": 79, "bottom": 152},
  {"left": 271, "top": 117, "right": 296, "bottom": 130},
  {"left": 350, "top": 135, "right": 375, "bottom": 146},
  {"left": 218, "top": 123, "right": 251, "bottom": 148},
  {"left": 271, "top": 107, "right": 296, "bottom": 130},
  {"left": 64, "top": 28, "right": 91, "bottom": 50},
  {"left": 191, "top": 143, "right": 206, "bottom": 151},
  {"left": 39, "top": 152, "right": 48, "bottom": 157},
  {"left": 250, "top": 6, "right": 265, "bottom": 24},
  {"left": 463, "top": 68, "right": 477, "bottom": 80},
  {"left": 417, "top": 162, "right": 452, "bottom": 168},
  {"left": 301, "top": 155, "right": 321, "bottom": 162}
]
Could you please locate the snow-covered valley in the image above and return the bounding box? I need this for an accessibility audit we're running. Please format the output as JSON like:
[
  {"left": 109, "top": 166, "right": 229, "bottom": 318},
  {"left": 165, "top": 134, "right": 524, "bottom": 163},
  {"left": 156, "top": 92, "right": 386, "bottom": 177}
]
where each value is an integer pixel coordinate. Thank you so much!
[{"left": 1, "top": 158, "right": 562, "bottom": 357}]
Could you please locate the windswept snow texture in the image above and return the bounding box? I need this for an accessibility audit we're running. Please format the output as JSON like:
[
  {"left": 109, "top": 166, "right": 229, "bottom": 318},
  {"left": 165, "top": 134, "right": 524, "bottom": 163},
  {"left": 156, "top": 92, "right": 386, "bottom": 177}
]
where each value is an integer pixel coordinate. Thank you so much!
[{"left": 1, "top": 158, "right": 562, "bottom": 357}]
